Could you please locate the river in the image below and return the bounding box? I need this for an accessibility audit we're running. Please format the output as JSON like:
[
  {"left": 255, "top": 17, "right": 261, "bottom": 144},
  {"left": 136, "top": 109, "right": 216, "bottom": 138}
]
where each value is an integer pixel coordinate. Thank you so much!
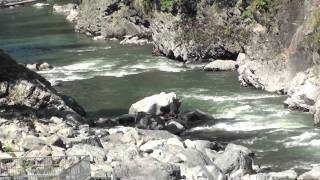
[{"left": 0, "top": 3, "right": 319, "bottom": 172}]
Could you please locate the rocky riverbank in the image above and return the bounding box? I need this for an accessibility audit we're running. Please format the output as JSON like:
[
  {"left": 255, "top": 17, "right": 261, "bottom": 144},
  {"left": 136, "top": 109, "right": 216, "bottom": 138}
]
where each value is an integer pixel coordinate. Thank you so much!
[{"left": 1, "top": 49, "right": 320, "bottom": 179}]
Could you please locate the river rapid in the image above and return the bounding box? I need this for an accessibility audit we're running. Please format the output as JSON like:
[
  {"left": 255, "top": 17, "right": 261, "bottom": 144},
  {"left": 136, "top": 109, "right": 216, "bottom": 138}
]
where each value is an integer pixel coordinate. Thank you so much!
[{"left": 0, "top": 3, "right": 319, "bottom": 172}]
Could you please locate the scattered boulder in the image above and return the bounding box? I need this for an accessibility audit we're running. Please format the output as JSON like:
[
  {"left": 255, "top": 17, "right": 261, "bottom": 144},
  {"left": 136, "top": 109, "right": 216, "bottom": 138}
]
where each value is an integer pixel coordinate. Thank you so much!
[
  {"left": 213, "top": 144, "right": 255, "bottom": 175},
  {"left": 204, "top": 60, "right": 238, "bottom": 71},
  {"left": 129, "top": 92, "right": 180, "bottom": 116}
]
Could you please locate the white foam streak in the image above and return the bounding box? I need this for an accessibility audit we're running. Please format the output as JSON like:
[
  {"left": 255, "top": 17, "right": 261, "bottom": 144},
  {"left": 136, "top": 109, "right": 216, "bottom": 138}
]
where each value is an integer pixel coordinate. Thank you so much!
[{"left": 181, "top": 94, "right": 280, "bottom": 102}]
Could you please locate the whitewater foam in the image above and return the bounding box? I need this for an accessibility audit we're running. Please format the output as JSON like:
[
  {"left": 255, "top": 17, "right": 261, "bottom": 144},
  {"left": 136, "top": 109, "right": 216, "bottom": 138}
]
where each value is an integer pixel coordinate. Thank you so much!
[{"left": 181, "top": 94, "right": 281, "bottom": 102}]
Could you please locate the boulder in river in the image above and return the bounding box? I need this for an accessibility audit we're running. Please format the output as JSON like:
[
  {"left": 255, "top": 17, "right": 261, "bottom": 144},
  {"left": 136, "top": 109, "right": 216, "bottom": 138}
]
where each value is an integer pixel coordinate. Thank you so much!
[
  {"left": 129, "top": 92, "right": 181, "bottom": 116},
  {"left": 204, "top": 60, "right": 238, "bottom": 71}
]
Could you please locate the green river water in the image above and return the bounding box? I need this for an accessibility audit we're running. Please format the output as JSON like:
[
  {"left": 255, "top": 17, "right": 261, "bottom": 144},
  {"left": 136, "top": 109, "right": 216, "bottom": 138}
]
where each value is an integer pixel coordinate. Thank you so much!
[{"left": 0, "top": 3, "right": 319, "bottom": 171}]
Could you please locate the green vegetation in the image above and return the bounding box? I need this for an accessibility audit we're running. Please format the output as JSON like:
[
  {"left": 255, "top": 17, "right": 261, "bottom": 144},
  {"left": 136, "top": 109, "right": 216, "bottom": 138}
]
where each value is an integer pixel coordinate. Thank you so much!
[
  {"left": 242, "top": 0, "right": 272, "bottom": 19},
  {"left": 160, "top": 0, "right": 176, "bottom": 9},
  {"left": 133, "top": 0, "right": 179, "bottom": 15}
]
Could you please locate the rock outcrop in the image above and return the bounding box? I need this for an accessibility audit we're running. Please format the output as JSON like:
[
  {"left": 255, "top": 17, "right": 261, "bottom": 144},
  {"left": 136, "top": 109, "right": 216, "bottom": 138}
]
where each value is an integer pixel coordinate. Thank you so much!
[{"left": 0, "top": 50, "right": 87, "bottom": 125}]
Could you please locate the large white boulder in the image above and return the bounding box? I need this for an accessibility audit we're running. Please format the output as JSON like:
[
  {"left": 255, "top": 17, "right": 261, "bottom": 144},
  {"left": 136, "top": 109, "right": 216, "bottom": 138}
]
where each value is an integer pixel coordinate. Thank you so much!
[{"left": 129, "top": 92, "right": 180, "bottom": 115}]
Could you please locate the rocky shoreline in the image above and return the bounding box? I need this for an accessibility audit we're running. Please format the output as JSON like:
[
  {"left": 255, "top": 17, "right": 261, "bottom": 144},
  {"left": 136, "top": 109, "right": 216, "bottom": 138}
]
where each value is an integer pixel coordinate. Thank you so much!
[
  {"left": 0, "top": 49, "right": 320, "bottom": 179},
  {"left": 1, "top": 0, "right": 320, "bottom": 179}
]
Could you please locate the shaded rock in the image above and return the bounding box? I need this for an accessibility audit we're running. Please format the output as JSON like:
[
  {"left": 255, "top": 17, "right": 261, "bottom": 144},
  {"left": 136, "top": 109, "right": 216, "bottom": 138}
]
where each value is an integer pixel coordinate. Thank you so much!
[
  {"left": 135, "top": 112, "right": 166, "bottom": 130},
  {"left": 165, "top": 120, "right": 185, "bottom": 135},
  {"left": 204, "top": 60, "right": 237, "bottom": 71},
  {"left": 129, "top": 92, "right": 180, "bottom": 116},
  {"left": 178, "top": 110, "right": 215, "bottom": 128},
  {"left": 0, "top": 50, "right": 86, "bottom": 124}
]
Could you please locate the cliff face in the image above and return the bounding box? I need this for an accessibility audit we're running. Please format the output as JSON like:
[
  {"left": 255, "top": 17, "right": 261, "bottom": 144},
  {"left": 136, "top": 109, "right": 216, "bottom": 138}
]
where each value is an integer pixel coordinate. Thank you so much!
[
  {"left": 74, "top": 0, "right": 320, "bottom": 124},
  {"left": 0, "top": 50, "right": 87, "bottom": 125}
]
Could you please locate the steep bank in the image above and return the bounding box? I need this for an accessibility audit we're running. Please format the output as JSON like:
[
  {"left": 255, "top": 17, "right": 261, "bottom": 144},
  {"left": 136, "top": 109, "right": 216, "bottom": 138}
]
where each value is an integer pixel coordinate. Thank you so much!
[
  {"left": 0, "top": 50, "right": 87, "bottom": 125},
  {"left": 72, "top": 0, "right": 320, "bottom": 125}
]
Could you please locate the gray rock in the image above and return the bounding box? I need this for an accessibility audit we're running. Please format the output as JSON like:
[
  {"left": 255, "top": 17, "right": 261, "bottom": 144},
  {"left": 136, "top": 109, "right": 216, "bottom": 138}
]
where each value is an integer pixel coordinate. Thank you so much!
[
  {"left": 181, "top": 165, "right": 227, "bottom": 180},
  {"left": 21, "top": 135, "right": 46, "bottom": 151},
  {"left": 204, "top": 60, "right": 237, "bottom": 71},
  {"left": 284, "top": 69, "right": 320, "bottom": 112},
  {"left": 140, "top": 139, "right": 166, "bottom": 153},
  {"left": 66, "top": 144, "right": 106, "bottom": 162},
  {"left": 113, "top": 157, "right": 181, "bottom": 180},
  {"left": 213, "top": 144, "right": 254, "bottom": 175},
  {"left": 91, "top": 163, "right": 114, "bottom": 179}
]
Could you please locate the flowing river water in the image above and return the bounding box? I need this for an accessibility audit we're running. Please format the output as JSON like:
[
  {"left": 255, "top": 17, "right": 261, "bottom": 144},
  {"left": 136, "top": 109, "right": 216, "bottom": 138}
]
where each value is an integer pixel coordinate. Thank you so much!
[{"left": 1, "top": 3, "right": 320, "bottom": 172}]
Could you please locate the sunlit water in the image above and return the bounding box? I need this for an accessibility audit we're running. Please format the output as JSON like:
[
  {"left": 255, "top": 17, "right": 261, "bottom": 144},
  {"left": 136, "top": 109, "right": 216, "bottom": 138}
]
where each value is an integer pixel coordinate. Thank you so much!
[{"left": 0, "top": 3, "right": 319, "bottom": 172}]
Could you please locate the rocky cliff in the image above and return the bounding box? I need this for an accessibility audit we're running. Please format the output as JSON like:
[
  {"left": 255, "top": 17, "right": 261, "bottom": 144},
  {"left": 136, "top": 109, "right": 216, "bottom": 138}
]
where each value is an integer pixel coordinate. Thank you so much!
[{"left": 0, "top": 49, "right": 87, "bottom": 125}]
